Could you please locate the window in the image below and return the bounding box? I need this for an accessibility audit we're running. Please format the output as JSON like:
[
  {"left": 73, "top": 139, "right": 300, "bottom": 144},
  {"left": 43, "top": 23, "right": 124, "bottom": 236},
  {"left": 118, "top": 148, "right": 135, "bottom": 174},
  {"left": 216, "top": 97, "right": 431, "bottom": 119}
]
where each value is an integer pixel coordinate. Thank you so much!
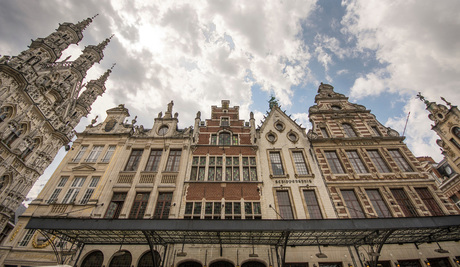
[
  {"left": 371, "top": 126, "right": 381, "bottom": 136},
  {"left": 145, "top": 150, "right": 162, "bottom": 172},
  {"left": 47, "top": 176, "right": 69, "bottom": 204},
  {"left": 191, "top": 156, "right": 206, "bottom": 181},
  {"left": 62, "top": 177, "right": 86, "bottom": 204},
  {"left": 342, "top": 123, "right": 357, "bottom": 137},
  {"left": 129, "top": 193, "right": 150, "bottom": 219},
  {"left": 184, "top": 202, "right": 202, "bottom": 219},
  {"left": 225, "top": 156, "right": 240, "bottom": 181},
  {"left": 276, "top": 191, "right": 294, "bottom": 219},
  {"left": 267, "top": 132, "right": 277, "bottom": 142},
  {"left": 210, "top": 134, "right": 217, "bottom": 145},
  {"left": 367, "top": 150, "right": 391, "bottom": 173},
  {"left": 415, "top": 188, "right": 444, "bottom": 216},
  {"left": 101, "top": 145, "right": 116, "bottom": 163},
  {"left": 80, "top": 251, "right": 104, "bottom": 267},
  {"left": 242, "top": 157, "right": 257, "bottom": 181},
  {"left": 269, "top": 151, "right": 285, "bottom": 176},
  {"left": 0, "top": 106, "right": 12, "bottom": 122},
  {"left": 324, "top": 151, "right": 345, "bottom": 174},
  {"left": 18, "top": 229, "right": 35, "bottom": 247},
  {"left": 80, "top": 177, "right": 100, "bottom": 204},
  {"left": 221, "top": 117, "right": 229, "bottom": 126},
  {"left": 391, "top": 189, "right": 418, "bottom": 217},
  {"left": 450, "top": 195, "right": 460, "bottom": 209},
  {"left": 4, "top": 124, "right": 25, "bottom": 146},
  {"left": 0, "top": 175, "right": 7, "bottom": 193},
  {"left": 105, "top": 193, "right": 127, "bottom": 219},
  {"left": 153, "top": 192, "right": 173, "bottom": 219},
  {"left": 165, "top": 150, "right": 181, "bottom": 172},
  {"left": 244, "top": 202, "right": 261, "bottom": 219},
  {"left": 205, "top": 202, "right": 222, "bottom": 219},
  {"left": 219, "top": 132, "right": 231, "bottom": 145},
  {"left": 341, "top": 190, "right": 365, "bottom": 218},
  {"left": 292, "top": 151, "right": 309, "bottom": 175},
  {"left": 303, "top": 190, "right": 322, "bottom": 219},
  {"left": 346, "top": 151, "right": 368, "bottom": 173},
  {"left": 275, "top": 122, "right": 285, "bottom": 131},
  {"left": 366, "top": 189, "right": 391, "bottom": 217},
  {"left": 288, "top": 132, "right": 298, "bottom": 142},
  {"left": 73, "top": 146, "right": 88, "bottom": 162},
  {"left": 320, "top": 127, "right": 329, "bottom": 138},
  {"left": 225, "top": 202, "right": 241, "bottom": 219},
  {"left": 232, "top": 135, "right": 239, "bottom": 145},
  {"left": 450, "top": 138, "right": 460, "bottom": 150},
  {"left": 453, "top": 126, "right": 460, "bottom": 139},
  {"left": 388, "top": 149, "right": 413, "bottom": 172},
  {"left": 125, "top": 149, "right": 143, "bottom": 171},
  {"left": 85, "top": 145, "right": 104, "bottom": 162},
  {"left": 208, "top": 156, "right": 223, "bottom": 181}
]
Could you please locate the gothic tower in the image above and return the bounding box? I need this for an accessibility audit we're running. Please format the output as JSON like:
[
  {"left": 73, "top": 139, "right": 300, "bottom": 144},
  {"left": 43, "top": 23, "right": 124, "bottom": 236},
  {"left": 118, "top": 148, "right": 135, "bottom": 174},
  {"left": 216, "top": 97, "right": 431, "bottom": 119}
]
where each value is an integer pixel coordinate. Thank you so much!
[{"left": 0, "top": 16, "right": 112, "bottom": 234}]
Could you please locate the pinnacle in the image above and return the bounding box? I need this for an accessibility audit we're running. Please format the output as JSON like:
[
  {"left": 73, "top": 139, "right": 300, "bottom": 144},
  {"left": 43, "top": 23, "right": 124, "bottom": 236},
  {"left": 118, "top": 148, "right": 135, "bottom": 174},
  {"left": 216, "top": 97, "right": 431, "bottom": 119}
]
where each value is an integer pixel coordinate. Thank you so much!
[
  {"left": 95, "top": 35, "right": 114, "bottom": 52},
  {"left": 74, "top": 16, "right": 94, "bottom": 33}
]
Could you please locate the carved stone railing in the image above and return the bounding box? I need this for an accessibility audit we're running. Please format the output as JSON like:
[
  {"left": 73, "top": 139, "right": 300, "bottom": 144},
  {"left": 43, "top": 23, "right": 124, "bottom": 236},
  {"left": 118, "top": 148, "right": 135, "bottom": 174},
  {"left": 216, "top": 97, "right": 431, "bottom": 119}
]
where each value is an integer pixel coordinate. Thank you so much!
[
  {"left": 117, "top": 172, "right": 135, "bottom": 184},
  {"left": 139, "top": 172, "right": 156, "bottom": 184},
  {"left": 50, "top": 204, "right": 67, "bottom": 214},
  {"left": 161, "top": 173, "right": 177, "bottom": 184}
]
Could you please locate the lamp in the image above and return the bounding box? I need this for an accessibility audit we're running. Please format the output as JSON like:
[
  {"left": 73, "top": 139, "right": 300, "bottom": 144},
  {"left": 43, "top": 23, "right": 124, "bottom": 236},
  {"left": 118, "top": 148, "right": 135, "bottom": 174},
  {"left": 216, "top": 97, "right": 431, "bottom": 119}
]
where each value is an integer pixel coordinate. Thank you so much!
[
  {"left": 249, "top": 237, "right": 258, "bottom": 257},
  {"left": 424, "top": 260, "right": 431, "bottom": 266},
  {"left": 453, "top": 256, "right": 460, "bottom": 264},
  {"left": 113, "top": 235, "right": 126, "bottom": 257},
  {"left": 434, "top": 242, "right": 449, "bottom": 254},
  {"left": 394, "top": 262, "right": 400, "bottom": 267},
  {"left": 177, "top": 235, "right": 187, "bottom": 256},
  {"left": 315, "top": 237, "right": 327, "bottom": 258}
]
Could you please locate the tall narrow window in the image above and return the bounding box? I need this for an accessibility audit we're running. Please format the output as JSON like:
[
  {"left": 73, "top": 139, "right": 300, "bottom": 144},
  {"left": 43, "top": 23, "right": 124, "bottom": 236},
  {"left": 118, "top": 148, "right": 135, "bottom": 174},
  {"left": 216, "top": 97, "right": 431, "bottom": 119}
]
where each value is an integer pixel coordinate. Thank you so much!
[
  {"left": 342, "top": 123, "right": 357, "bottom": 137},
  {"left": 324, "top": 151, "right": 345, "bottom": 174},
  {"left": 153, "top": 192, "right": 173, "bottom": 219},
  {"left": 165, "top": 150, "right": 181, "bottom": 172},
  {"left": 62, "top": 177, "right": 86, "bottom": 204},
  {"left": 4, "top": 124, "right": 25, "bottom": 146},
  {"left": 73, "top": 146, "right": 88, "bottom": 162},
  {"left": 276, "top": 191, "right": 294, "bottom": 219},
  {"left": 105, "top": 193, "right": 127, "bottom": 219},
  {"left": 208, "top": 156, "right": 223, "bottom": 181},
  {"left": 242, "top": 157, "right": 257, "bottom": 181},
  {"left": 346, "top": 151, "right": 368, "bottom": 173},
  {"left": 219, "top": 132, "right": 231, "bottom": 145},
  {"left": 145, "top": 150, "right": 162, "bottom": 172},
  {"left": 129, "top": 193, "right": 150, "bottom": 219},
  {"left": 320, "top": 127, "right": 329, "bottom": 138},
  {"left": 225, "top": 156, "right": 240, "bottom": 181},
  {"left": 47, "top": 176, "right": 69, "bottom": 204},
  {"left": 388, "top": 149, "right": 413, "bottom": 172},
  {"left": 204, "top": 202, "right": 222, "bottom": 219},
  {"left": 225, "top": 202, "right": 241, "bottom": 219},
  {"left": 191, "top": 156, "right": 206, "bottom": 181},
  {"left": 232, "top": 135, "right": 239, "bottom": 145},
  {"left": 303, "top": 190, "right": 323, "bottom": 219},
  {"left": 125, "top": 149, "right": 143, "bottom": 171},
  {"left": 210, "top": 134, "right": 217, "bottom": 145},
  {"left": 184, "top": 202, "right": 202, "bottom": 219},
  {"left": 415, "top": 188, "right": 444, "bottom": 216},
  {"left": 101, "top": 145, "right": 116, "bottom": 163},
  {"left": 367, "top": 150, "right": 391, "bottom": 173},
  {"left": 371, "top": 126, "right": 381, "bottom": 136},
  {"left": 391, "top": 189, "right": 418, "bottom": 217},
  {"left": 450, "top": 195, "right": 460, "bottom": 209},
  {"left": 292, "top": 151, "right": 309, "bottom": 175},
  {"left": 366, "top": 189, "right": 391, "bottom": 217},
  {"left": 270, "top": 152, "right": 285, "bottom": 176},
  {"left": 85, "top": 145, "right": 104, "bottom": 162},
  {"left": 80, "top": 176, "right": 100, "bottom": 204},
  {"left": 341, "top": 190, "right": 365, "bottom": 218},
  {"left": 450, "top": 138, "right": 460, "bottom": 150},
  {"left": 244, "top": 202, "right": 262, "bottom": 219},
  {"left": 18, "top": 229, "right": 35, "bottom": 247}
]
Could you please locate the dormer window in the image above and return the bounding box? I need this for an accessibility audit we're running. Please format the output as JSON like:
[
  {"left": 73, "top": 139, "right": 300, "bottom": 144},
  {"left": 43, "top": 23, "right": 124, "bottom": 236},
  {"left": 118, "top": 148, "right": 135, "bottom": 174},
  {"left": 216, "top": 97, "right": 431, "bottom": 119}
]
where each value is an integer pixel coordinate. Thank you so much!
[{"left": 221, "top": 117, "right": 229, "bottom": 126}]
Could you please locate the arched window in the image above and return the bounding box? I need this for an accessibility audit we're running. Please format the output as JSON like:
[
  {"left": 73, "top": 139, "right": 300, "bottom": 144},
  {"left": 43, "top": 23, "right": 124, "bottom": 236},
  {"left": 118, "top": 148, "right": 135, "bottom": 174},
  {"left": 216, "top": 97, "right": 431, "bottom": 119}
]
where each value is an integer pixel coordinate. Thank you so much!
[
  {"left": 342, "top": 123, "right": 357, "bottom": 137},
  {"left": 0, "top": 106, "right": 12, "bottom": 122},
  {"left": 453, "top": 127, "right": 460, "bottom": 139},
  {"left": 0, "top": 175, "right": 8, "bottom": 193},
  {"left": 219, "top": 132, "right": 231, "bottom": 145},
  {"left": 4, "top": 123, "right": 26, "bottom": 146},
  {"left": 138, "top": 251, "right": 161, "bottom": 267},
  {"left": 109, "top": 250, "right": 132, "bottom": 267},
  {"left": 81, "top": 250, "right": 104, "bottom": 267},
  {"left": 242, "top": 261, "right": 266, "bottom": 267},
  {"left": 20, "top": 138, "right": 39, "bottom": 159},
  {"left": 179, "top": 261, "right": 203, "bottom": 267},
  {"left": 210, "top": 261, "right": 234, "bottom": 267}
]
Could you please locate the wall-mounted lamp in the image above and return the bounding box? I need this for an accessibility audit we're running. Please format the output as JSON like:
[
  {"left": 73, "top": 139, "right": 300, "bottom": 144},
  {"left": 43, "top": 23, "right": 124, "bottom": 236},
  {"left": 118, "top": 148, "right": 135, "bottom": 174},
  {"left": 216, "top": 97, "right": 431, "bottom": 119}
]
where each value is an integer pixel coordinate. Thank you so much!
[
  {"left": 434, "top": 242, "right": 449, "bottom": 253},
  {"left": 453, "top": 256, "right": 460, "bottom": 264},
  {"left": 424, "top": 260, "right": 431, "bottom": 266},
  {"left": 394, "top": 261, "right": 400, "bottom": 267}
]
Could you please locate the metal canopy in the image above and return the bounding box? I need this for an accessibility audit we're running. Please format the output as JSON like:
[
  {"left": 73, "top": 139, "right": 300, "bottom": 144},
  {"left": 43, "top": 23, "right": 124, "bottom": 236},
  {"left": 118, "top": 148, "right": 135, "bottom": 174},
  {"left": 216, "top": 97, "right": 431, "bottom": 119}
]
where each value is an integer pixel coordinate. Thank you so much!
[{"left": 27, "top": 215, "right": 460, "bottom": 247}]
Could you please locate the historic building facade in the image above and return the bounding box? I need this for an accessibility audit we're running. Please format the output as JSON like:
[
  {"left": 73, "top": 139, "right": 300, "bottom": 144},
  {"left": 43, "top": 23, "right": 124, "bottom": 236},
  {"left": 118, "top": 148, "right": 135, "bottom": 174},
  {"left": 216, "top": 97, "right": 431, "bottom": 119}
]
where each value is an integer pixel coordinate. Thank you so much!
[
  {"left": 418, "top": 94, "right": 460, "bottom": 212},
  {"left": 1, "top": 92, "right": 459, "bottom": 267},
  {"left": 0, "top": 16, "right": 111, "bottom": 237}
]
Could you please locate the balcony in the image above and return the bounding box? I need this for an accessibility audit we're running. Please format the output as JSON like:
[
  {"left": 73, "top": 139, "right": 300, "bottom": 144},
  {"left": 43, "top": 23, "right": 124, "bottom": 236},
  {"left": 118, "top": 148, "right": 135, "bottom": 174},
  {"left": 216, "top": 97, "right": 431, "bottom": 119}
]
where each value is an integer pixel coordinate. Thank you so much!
[{"left": 117, "top": 172, "right": 135, "bottom": 184}]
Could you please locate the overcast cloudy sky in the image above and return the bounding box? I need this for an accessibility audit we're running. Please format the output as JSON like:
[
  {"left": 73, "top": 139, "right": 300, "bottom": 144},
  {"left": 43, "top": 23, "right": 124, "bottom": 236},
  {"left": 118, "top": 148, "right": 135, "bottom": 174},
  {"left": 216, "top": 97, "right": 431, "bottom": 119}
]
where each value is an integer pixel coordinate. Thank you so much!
[{"left": 1, "top": 0, "right": 459, "bottom": 201}]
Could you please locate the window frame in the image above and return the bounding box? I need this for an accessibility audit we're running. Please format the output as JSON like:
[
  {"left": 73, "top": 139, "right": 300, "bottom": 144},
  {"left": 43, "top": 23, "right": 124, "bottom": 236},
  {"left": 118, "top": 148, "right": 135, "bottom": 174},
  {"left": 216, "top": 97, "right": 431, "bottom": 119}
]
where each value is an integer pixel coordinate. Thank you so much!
[
  {"left": 153, "top": 192, "right": 173, "bottom": 219},
  {"left": 388, "top": 149, "right": 413, "bottom": 172},
  {"left": 145, "top": 149, "right": 163, "bottom": 172},
  {"left": 415, "top": 187, "right": 444, "bottom": 216},
  {"left": 390, "top": 188, "right": 418, "bottom": 217},
  {"left": 367, "top": 150, "right": 391, "bottom": 173},
  {"left": 129, "top": 192, "right": 151, "bottom": 219},
  {"left": 85, "top": 145, "right": 104, "bottom": 163},
  {"left": 47, "top": 176, "right": 69, "bottom": 204},
  {"left": 346, "top": 150, "right": 368, "bottom": 174},
  {"left": 124, "top": 149, "right": 144, "bottom": 171},
  {"left": 80, "top": 176, "right": 100, "bottom": 205},
  {"left": 365, "top": 189, "right": 391, "bottom": 218},
  {"left": 73, "top": 145, "right": 88, "bottom": 163},
  {"left": 341, "top": 189, "right": 365, "bottom": 218},
  {"left": 165, "top": 150, "right": 181, "bottom": 172},
  {"left": 220, "top": 117, "right": 230, "bottom": 126},
  {"left": 324, "top": 150, "right": 345, "bottom": 174},
  {"left": 269, "top": 151, "right": 286, "bottom": 177},
  {"left": 62, "top": 176, "right": 86, "bottom": 204},
  {"left": 275, "top": 190, "right": 295, "bottom": 219},
  {"left": 101, "top": 145, "right": 116, "bottom": 163},
  {"left": 291, "top": 150, "right": 309, "bottom": 176},
  {"left": 342, "top": 123, "right": 357, "bottom": 137},
  {"left": 302, "top": 189, "right": 323, "bottom": 219}
]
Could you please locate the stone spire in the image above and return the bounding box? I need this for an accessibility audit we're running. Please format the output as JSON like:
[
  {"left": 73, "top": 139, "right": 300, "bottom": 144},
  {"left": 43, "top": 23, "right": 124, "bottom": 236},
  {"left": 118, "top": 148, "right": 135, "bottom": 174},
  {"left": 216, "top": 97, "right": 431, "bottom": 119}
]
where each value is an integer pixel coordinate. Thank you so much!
[
  {"left": 72, "top": 14, "right": 98, "bottom": 34},
  {"left": 76, "top": 65, "right": 114, "bottom": 114}
]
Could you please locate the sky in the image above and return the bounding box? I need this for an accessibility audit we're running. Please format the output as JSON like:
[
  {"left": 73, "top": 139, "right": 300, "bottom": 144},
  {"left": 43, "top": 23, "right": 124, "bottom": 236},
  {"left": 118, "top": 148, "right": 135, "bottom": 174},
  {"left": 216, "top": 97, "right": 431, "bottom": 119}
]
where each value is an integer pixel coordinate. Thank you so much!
[{"left": 1, "top": 0, "right": 459, "bottom": 202}]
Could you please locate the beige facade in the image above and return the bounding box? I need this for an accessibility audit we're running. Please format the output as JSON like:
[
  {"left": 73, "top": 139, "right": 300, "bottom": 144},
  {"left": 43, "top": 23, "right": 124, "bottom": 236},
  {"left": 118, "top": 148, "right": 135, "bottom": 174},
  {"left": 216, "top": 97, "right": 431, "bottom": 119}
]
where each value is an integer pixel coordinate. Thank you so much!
[{"left": 0, "top": 16, "right": 111, "bottom": 238}]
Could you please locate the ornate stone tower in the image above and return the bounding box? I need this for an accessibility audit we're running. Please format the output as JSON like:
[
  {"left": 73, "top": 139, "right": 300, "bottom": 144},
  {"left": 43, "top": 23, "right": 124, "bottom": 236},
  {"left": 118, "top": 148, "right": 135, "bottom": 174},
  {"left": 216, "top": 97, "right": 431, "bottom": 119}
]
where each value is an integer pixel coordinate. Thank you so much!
[
  {"left": 0, "top": 16, "right": 112, "bottom": 234},
  {"left": 418, "top": 93, "right": 460, "bottom": 210}
]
